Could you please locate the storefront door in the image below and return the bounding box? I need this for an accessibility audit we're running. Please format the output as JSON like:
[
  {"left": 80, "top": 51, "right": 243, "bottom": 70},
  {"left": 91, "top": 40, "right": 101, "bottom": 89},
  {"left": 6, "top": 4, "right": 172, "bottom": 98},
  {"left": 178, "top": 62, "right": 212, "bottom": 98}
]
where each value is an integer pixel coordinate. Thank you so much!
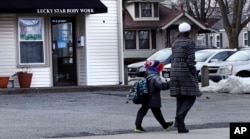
[{"left": 51, "top": 17, "right": 77, "bottom": 86}]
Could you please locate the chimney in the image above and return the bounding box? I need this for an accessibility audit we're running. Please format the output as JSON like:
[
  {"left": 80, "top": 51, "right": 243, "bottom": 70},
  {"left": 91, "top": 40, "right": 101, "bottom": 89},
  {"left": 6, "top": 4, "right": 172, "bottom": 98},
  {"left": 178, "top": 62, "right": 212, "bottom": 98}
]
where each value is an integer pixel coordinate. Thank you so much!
[{"left": 179, "top": 2, "right": 184, "bottom": 12}]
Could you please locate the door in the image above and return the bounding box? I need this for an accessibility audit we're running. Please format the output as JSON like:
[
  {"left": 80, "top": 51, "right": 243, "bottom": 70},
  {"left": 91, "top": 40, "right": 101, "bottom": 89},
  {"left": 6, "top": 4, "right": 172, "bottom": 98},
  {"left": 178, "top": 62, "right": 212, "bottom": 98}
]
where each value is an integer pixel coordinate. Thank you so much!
[{"left": 51, "top": 17, "right": 77, "bottom": 86}]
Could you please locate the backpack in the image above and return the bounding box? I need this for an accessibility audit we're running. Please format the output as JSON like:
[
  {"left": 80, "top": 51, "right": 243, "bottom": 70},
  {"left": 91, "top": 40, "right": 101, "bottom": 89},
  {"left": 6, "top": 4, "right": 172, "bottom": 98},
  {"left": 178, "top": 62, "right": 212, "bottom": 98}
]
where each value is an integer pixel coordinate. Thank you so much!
[{"left": 127, "top": 74, "right": 155, "bottom": 104}]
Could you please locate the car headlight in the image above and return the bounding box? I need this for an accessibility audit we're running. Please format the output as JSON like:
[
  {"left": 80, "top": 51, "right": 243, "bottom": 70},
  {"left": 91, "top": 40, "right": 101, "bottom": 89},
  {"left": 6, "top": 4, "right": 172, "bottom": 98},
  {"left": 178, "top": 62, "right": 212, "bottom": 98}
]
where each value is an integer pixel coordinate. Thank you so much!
[
  {"left": 163, "top": 68, "right": 171, "bottom": 72},
  {"left": 138, "top": 66, "right": 146, "bottom": 72},
  {"left": 217, "top": 65, "right": 233, "bottom": 74}
]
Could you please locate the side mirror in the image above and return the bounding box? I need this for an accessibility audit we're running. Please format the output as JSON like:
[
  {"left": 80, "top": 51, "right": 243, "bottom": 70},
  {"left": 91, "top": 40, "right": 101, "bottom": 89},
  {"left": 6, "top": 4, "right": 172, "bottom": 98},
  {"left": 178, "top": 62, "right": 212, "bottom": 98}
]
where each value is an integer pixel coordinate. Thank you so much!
[{"left": 210, "top": 59, "right": 219, "bottom": 62}]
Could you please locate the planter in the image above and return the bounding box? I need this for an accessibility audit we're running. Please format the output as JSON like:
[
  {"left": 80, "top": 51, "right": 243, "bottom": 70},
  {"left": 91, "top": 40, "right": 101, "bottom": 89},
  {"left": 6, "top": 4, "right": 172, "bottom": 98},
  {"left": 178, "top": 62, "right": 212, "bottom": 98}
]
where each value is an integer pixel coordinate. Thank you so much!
[
  {"left": 17, "top": 72, "right": 33, "bottom": 88},
  {"left": 0, "top": 76, "right": 9, "bottom": 88}
]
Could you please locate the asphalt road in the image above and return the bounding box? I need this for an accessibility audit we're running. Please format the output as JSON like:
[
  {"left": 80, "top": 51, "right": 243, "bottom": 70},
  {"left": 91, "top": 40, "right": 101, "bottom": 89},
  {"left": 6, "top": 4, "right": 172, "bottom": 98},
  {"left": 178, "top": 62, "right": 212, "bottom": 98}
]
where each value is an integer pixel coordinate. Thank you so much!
[{"left": 0, "top": 90, "right": 250, "bottom": 139}]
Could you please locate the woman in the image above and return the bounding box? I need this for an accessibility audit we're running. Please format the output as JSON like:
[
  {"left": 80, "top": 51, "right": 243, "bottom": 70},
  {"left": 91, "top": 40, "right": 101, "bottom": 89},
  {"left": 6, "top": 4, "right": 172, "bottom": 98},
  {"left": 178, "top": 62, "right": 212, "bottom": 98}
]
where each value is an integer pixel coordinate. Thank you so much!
[
  {"left": 170, "top": 22, "right": 202, "bottom": 133},
  {"left": 134, "top": 60, "right": 173, "bottom": 133}
]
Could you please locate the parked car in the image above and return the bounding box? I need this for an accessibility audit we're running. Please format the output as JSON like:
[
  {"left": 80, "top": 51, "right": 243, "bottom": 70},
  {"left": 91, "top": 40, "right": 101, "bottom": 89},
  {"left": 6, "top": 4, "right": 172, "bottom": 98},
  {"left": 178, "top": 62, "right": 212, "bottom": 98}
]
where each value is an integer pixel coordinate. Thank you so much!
[
  {"left": 128, "top": 48, "right": 172, "bottom": 77},
  {"left": 128, "top": 47, "right": 217, "bottom": 78},
  {"left": 162, "top": 49, "right": 236, "bottom": 81},
  {"left": 200, "top": 47, "right": 250, "bottom": 82}
]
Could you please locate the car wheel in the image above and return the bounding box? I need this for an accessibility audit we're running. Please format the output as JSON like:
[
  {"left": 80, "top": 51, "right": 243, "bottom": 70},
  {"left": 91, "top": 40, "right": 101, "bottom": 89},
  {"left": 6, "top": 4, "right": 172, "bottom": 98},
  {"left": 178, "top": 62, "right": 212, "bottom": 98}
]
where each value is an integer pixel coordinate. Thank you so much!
[{"left": 237, "top": 72, "right": 250, "bottom": 77}]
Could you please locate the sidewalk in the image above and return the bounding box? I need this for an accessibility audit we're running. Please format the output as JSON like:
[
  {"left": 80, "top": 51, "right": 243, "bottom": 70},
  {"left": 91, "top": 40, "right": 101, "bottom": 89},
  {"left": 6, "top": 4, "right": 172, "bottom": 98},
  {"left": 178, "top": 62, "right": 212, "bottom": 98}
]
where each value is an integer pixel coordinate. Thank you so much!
[{"left": 58, "top": 128, "right": 229, "bottom": 139}]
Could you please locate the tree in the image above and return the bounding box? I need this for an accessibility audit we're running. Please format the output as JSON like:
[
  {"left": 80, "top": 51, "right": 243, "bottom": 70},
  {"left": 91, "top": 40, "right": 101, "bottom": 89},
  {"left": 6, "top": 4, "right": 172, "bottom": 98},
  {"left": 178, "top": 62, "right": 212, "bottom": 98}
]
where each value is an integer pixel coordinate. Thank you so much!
[
  {"left": 174, "top": 0, "right": 219, "bottom": 23},
  {"left": 217, "top": 0, "right": 250, "bottom": 49},
  {"left": 176, "top": 0, "right": 250, "bottom": 49}
]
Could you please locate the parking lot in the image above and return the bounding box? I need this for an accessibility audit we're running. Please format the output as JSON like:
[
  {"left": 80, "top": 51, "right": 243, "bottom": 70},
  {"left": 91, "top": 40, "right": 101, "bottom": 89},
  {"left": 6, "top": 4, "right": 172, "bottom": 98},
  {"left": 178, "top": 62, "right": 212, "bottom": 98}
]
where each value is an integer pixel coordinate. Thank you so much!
[{"left": 1, "top": 90, "right": 250, "bottom": 139}]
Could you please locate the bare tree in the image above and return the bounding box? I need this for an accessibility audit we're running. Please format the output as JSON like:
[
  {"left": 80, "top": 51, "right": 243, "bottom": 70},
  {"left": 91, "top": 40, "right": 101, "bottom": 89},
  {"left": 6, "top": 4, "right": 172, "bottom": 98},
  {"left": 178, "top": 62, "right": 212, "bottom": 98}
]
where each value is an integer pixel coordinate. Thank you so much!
[
  {"left": 217, "top": 0, "right": 250, "bottom": 49},
  {"left": 174, "top": 0, "right": 219, "bottom": 23},
  {"left": 177, "top": 0, "right": 250, "bottom": 48}
]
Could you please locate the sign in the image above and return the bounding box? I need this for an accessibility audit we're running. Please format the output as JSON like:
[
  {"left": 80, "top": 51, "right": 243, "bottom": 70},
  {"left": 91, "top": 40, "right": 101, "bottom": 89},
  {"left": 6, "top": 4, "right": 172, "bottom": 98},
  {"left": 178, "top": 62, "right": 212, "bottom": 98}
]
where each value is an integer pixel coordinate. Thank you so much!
[
  {"left": 37, "top": 8, "right": 95, "bottom": 14},
  {"left": 0, "top": 0, "right": 107, "bottom": 14},
  {"left": 230, "top": 123, "right": 250, "bottom": 139}
]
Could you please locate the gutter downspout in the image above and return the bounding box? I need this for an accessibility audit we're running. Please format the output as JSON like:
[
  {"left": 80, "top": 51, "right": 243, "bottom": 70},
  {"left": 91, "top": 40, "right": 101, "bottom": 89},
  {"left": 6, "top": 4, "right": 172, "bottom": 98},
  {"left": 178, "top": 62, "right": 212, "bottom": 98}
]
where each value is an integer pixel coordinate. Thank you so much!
[{"left": 117, "top": 0, "right": 124, "bottom": 85}]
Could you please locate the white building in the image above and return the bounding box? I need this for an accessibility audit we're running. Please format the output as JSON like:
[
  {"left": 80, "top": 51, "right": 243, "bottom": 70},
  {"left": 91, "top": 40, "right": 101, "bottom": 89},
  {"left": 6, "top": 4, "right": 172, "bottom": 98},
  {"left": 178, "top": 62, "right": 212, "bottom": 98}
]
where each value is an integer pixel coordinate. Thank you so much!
[{"left": 0, "top": 0, "right": 124, "bottom": 87}]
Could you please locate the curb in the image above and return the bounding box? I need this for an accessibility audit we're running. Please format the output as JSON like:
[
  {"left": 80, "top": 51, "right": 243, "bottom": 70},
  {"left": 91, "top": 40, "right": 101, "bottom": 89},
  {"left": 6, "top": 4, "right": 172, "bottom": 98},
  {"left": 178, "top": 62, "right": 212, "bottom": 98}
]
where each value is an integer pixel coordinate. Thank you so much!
[{"left": 0, "top": 85, "right": 132, "bottom": 95}]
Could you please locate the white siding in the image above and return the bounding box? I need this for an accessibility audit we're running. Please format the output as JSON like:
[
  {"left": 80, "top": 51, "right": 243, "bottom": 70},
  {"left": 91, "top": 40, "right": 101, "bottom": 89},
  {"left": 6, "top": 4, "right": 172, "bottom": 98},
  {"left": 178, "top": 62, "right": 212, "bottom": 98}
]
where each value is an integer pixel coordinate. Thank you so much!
[
  {"left": 0, "top": 14, "right": 51, "bottom": 88},
  {"left": 85, "top": 0, "right": 121, "bottom": 85},
  {"left": 76, "top": 15, "right": 87, "bottom": 85},
  {"left": 27, "top": 67, "right": 50, "bottom": 87},
  {"left": 0, "top": 14, "right": 17, "bottom": 76}
]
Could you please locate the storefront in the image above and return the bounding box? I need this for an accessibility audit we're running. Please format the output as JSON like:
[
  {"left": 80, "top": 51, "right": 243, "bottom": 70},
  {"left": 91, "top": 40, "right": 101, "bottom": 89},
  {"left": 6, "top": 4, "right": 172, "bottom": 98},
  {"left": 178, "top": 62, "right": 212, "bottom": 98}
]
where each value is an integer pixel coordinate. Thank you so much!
[{"left": 0, "top": 0, "right": 124, "bottom": 87}]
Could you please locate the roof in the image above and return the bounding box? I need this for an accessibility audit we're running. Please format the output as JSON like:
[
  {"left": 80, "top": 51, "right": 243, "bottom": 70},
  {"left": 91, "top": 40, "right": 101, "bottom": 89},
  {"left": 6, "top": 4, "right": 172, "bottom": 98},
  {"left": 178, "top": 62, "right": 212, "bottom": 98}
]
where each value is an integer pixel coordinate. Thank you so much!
[
  {"left": 124, "top": 4, "right": 217, "bottom": 32},
  {"left": 212, "top": 14, "right": 247, "bottom": 30},
  {"left": 124, "top": 5, "right": 181, "bottom": 29}
]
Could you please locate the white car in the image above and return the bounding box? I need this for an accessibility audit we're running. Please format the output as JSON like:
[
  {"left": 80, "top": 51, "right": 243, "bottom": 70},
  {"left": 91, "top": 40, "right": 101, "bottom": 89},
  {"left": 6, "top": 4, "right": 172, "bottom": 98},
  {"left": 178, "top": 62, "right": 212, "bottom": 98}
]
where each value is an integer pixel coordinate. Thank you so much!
[
  {"left": 202, "top": 47, "right": 250, "bottom": 82},
  {"left": 162, "top": 49, "right": 236, "bottom": 80}
]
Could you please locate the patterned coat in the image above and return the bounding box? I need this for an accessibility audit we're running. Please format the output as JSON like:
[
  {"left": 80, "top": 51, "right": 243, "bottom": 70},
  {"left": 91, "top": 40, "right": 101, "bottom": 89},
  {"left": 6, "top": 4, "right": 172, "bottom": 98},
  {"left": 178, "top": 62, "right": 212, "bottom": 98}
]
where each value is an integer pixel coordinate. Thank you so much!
[
  {"left": 170, "top": 34, "right": 202, "bottom": 97},
  {"left": 142, "top": 70, "right": 169, "bottom": 108}
]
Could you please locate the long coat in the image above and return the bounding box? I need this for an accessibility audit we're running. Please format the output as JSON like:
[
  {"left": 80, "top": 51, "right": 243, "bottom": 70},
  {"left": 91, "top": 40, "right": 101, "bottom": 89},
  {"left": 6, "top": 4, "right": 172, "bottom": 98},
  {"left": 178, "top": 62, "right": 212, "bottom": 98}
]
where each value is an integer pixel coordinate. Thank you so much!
[
  {"left": 170, "top": 35, "right": 202, "bottom": 97},
  {"left": 142, "top": 71, "right": 169, "bottom": 108}
]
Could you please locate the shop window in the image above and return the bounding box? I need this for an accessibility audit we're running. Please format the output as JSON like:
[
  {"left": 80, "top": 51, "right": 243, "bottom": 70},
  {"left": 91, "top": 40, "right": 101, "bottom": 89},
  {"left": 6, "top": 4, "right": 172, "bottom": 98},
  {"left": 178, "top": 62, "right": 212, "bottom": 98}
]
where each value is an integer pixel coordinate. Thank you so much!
[{"left": 18, "top": 17, "right": 45, "bottom": 65}]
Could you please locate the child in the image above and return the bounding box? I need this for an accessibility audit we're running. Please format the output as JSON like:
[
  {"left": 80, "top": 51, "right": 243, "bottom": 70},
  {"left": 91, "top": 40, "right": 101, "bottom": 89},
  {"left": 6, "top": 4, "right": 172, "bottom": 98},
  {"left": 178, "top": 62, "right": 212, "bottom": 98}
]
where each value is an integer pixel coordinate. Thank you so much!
[{"left": 134, "top": 60, "right": 173, "bottom": 133}]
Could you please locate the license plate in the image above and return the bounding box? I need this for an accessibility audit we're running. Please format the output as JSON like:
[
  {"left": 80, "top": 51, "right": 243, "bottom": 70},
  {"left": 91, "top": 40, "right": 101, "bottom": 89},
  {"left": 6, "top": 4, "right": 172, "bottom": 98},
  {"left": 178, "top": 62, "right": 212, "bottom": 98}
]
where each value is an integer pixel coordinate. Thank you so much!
[{"left": 163, "top": 72, "right": 170, "bottom": 78}]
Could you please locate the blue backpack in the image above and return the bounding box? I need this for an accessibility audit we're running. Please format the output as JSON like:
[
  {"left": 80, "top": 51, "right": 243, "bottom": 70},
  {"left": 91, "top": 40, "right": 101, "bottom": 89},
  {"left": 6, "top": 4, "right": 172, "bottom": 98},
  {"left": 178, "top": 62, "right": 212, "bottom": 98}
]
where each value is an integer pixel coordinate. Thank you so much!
[{"left": 127, "top": 74, "right": 155, "bottom": 104}]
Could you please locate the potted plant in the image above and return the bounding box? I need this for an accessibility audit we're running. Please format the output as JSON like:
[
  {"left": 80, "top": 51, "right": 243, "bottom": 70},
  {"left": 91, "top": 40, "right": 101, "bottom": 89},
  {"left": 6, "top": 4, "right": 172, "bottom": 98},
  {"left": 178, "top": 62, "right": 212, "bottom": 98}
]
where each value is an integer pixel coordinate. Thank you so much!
[
  {"left": 13, "top": 67, "right": 33, "bottom": 88},
  {"left": 0, "top": 76, "right": 10, "bottom": 88}
]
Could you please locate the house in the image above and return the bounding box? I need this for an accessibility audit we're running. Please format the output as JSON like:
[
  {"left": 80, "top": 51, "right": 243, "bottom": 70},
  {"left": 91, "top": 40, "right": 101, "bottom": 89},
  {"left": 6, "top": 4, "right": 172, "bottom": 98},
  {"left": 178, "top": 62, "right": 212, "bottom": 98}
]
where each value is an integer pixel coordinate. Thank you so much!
[
  {"left": 210, "top": 15, "right": 249, "bottom": 48},
  {"left": 197, "top": 0, "right": 250, "bottom": 48},
  {"left": 0, "top": 0, "right": 125, "bottom": 87},
  {"left": 123, "top": 0, "right": 216, "bottom": 63}
]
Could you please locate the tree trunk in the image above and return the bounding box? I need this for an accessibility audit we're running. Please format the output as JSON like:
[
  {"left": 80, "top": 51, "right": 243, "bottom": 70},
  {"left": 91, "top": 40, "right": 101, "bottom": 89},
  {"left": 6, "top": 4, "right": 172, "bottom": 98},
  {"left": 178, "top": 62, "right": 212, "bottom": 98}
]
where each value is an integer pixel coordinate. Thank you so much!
[{"left": 228, "top": 33, "right": 239, "bottom": 49}]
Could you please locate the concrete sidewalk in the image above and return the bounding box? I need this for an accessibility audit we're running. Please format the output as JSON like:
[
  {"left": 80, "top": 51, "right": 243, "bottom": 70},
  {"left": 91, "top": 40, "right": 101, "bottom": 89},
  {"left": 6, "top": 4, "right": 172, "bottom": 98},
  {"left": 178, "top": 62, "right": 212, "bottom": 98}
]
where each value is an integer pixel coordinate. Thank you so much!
[{"left": 58, "top": 128, "right": 229, "bottom": 139}]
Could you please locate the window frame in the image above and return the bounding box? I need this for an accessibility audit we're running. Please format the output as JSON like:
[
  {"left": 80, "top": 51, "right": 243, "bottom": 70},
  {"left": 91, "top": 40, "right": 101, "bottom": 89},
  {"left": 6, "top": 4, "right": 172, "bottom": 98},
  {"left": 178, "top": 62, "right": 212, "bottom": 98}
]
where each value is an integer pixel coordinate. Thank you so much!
[
  {"left": 124, "top": 30, "right": 136, "bottom": 49},
  {"left": 141, "top": 2, "right": 152, "bottom": 17},
  {"left": 124, "top": 30, "right": 155, "bottom": 50},
  {"left": 215, "top": 34, "right": 221, "bottom": 48},
  {"left": 135, "top": 2, "right": 159, "bottom": 20},
  {"left": 17, "top": 17, "right": 46, "bottom": 67},
  {"left": 243, "top": 32, "right": 248, "bottom": 47},
  {"left": 197, "top": 35, "right": 206, "bottom": 45},
  {"left": 209, "top": 35, "right": 214, "bottom": 46},
  {"left": 139, "top": 30, "right": 150, "bottom": 49}
]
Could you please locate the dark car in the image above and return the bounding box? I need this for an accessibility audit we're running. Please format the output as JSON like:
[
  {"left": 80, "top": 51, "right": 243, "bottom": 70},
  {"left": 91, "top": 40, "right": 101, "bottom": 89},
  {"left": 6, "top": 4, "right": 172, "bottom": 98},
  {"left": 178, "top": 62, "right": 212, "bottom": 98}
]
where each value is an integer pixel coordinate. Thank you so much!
[{"left": 128, "top": 48, "right": 172, "bottom": 77}]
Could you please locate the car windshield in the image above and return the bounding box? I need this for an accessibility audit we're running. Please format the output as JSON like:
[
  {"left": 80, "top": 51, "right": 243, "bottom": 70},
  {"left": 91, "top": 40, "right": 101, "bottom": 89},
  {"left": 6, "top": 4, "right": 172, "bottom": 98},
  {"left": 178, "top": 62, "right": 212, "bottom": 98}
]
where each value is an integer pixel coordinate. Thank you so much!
[
  {"left": 226, "top": 50, "right": 250, "bottom": 61},
  {"left": 147, "top": 49, "right": 172, "bottom": 61},
  {"left": 195, "top": 51, "right": 215, "bottom": 62}
]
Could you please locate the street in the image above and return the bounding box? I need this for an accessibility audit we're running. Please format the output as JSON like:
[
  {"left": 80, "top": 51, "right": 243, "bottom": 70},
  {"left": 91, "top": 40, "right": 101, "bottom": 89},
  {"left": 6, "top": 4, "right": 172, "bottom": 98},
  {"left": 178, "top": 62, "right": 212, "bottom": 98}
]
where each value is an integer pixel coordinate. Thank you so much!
[{"left": 0, "top": 90, "right": 250, "bottom": 139}]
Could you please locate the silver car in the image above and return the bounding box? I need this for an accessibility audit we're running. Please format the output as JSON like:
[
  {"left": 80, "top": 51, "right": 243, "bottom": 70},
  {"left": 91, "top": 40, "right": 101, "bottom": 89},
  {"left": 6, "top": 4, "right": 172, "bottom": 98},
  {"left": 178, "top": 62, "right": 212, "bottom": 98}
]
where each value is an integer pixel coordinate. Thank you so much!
[
  {"left": 202, "top": 47, "right": 250, "bottom": 82},
  {"left": 162, "top": 49, "right": 236, "bottom": 80}
]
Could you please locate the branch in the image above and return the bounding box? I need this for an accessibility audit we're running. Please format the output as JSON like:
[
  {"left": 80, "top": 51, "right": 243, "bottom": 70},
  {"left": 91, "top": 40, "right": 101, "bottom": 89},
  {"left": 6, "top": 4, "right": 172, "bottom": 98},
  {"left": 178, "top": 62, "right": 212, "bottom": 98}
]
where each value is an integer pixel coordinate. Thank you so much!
[{"left": 217, "top": 0, "right": 231, "bottom": 30}]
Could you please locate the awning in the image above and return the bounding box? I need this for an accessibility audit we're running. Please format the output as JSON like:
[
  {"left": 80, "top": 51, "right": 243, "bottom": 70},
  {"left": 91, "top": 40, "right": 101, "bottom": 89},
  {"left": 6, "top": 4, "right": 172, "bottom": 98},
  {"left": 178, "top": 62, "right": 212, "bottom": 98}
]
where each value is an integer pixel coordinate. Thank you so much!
[{"left": 0, "top": 0, "right": 107, "bottom": 14}]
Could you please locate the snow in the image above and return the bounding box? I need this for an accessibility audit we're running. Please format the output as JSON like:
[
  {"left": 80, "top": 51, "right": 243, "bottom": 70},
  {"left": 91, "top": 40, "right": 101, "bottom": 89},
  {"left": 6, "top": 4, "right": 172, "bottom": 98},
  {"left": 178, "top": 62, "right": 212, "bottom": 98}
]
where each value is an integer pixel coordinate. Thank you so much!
[
  {"left": 129, "top": 76, "right": 250, "bottom": 94},
  {"left": 200, "top": 76, "right": 250, "bottom": 94}
]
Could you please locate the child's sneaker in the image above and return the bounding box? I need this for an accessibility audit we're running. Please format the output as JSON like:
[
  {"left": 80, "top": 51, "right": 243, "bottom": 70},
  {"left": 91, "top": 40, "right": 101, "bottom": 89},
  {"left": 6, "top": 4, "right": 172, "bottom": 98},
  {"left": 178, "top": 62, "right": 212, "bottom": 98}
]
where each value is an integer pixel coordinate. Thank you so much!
[
  {"left": 164, "top": 121, "right": 174, "bottom": 131},
  {"left": 134, "top": 127, "right": 146, "bottom": 133}
]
